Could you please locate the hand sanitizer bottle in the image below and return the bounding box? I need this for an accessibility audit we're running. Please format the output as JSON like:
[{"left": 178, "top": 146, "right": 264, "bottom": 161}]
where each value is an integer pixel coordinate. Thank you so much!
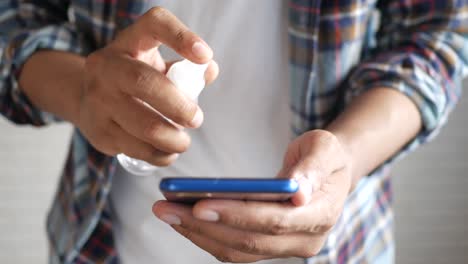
[{"left": 117, "top": 59, "right": 209, "bottom": 176}]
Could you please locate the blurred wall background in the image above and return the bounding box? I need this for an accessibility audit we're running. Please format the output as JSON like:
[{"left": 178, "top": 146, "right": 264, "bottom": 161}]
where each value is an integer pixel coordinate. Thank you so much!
[{"left": 0, "top": 82, "right": 467, "bottom": 263}]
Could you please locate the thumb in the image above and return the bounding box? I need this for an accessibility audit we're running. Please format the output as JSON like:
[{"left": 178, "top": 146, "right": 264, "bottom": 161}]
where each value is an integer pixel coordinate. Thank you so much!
[
  {"left": 278, "top": 160, "right": 321, "bottom": 207},
  {"left": 113, "top": 7, "right": 212, "bottom": 63}
]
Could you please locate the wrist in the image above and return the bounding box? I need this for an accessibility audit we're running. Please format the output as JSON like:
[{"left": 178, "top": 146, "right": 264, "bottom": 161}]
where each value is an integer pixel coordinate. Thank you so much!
[
  {"left": 19, "top": 51, "right": 86, "bottom": 125},
  {"left": 325, "top": 128, "right": 360, "bottom": 191},
  {"left": 325, "top": 87, "right": 422, "bottom": 191}
]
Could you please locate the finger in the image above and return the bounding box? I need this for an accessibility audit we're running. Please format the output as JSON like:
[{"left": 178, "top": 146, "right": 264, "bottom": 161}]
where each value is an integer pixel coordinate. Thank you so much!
[
  {"left": 165, "top": 59, "right": 219, "bottom": 86},
  {"left": 277, "top": 131, "right": 345, "bottom": 206},
  {"left": 287, "top": 163, "right": 343, "bottom": 207},
  {"left": 148, "top": 48, "right": 167, "bottom": 72},
  {"left": 114, "top": 7, "right": 212, "bottom": 63},
  {"left": 172, "top": 226, "right": 269, "bottom": 263},
  {"left": 203, "top": 60, "right": 219, "bottom": 85},
  {"left": 111, "top": 95, "right": 191, "bottom": 154},
  {"left": 153, "top": 201, "right": 316, "bottom": 257},
  {"left": 284, "top": 167, "right": 317, "bottom": 207},
  {"left": 109, "top": 121, "right": 179, "bottom": 166},
  {"left": 275, "top": 165, "right": 315, "bottom": 207},
  {"left": 112, "top": 55, "right": 203, "bottom": 128},
  {"left": 275, "top": 140, "right": 317, "bottom": 206},
  {"left": 190, "top": 198, "right": 334, "bottom": 235}
]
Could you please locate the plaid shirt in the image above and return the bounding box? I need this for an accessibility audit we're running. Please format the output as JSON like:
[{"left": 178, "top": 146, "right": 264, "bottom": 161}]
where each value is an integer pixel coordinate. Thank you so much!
[{"left": 1, "top": 0, "right": 467, "bottom": 263}]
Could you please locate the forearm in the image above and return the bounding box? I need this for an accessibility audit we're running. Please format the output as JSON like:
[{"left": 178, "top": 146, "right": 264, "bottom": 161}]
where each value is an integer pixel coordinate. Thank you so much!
[
  {"left": 327, "top": 88, "right": 422, "bottom": 188},
  {"left": 18, "top": 50, "right": 85, "bottom": 125}
]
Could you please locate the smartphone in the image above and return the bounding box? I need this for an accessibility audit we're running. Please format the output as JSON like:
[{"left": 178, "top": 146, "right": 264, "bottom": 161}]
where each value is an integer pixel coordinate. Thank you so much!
[{"left": 159, "top": 177, "right": 299, "bottom": 203}]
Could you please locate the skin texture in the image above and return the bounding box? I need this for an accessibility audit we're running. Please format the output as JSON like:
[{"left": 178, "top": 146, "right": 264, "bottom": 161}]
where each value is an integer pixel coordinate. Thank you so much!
[
  {"left": 20, "top": 7, "right": 219, "bottom": 166},
  {"left": 18, "top": 7, "right": 422, "bottom": 263}
]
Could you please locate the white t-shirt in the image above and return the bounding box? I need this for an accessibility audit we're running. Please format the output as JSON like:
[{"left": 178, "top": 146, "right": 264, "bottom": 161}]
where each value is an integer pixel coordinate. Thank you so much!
[{"left": 110, "top": 1, "right": 300, "bottom": 263}]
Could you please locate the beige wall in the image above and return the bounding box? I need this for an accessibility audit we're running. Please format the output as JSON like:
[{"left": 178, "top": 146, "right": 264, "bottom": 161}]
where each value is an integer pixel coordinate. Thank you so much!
[
  {"left": 0, "top": 122, "right": 71, "bottom": 263},
  {"left": 0, "top": 83, "right": 467, "bottom": 263},
  {"left": 393, "top": 81, "right": 468, "bottom": 263}
]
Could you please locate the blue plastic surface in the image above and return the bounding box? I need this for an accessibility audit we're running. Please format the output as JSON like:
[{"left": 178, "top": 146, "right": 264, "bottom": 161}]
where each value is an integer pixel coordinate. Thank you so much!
[{"left": 159, "top": 178, "right": 299, "bottom": 193}]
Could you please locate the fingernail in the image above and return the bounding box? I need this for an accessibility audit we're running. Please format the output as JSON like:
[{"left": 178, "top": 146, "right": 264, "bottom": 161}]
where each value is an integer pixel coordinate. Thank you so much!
[
  {"left": 190, "top": 109, "right": 204, "bottom": 127},
  {"left": 192, "top": 42, "right": 212, "bottom": 60},
  {"left": 159, "top": 214, "right": 181, "bottom": 225},
  {"left": 197, "top": 210, "right": 219, "bottom": 222}
]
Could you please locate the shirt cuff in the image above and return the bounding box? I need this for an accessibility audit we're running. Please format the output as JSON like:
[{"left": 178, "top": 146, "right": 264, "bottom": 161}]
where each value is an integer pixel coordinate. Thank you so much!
[
  {"left": 2, "top": 23, "right": 88, "bottom": 125},
  {"left": 344, "top": 60, "right": 459, "bottom": 173}
]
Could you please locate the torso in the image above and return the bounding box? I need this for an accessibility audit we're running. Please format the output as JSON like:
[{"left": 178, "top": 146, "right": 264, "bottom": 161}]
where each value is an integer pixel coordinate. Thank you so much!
[{"left": 109, "top": 0, "right": 299, "bottom": 263}]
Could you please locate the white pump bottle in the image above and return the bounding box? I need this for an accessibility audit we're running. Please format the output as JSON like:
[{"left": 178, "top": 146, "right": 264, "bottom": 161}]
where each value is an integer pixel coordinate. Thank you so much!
[{"left": 117, "top": 59, "right": 208, "bottom": 176}]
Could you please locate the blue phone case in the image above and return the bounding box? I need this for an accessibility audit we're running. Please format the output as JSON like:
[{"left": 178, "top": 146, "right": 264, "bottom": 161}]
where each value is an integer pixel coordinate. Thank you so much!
[
  {"left": 160, "top": 177, "right": 299, "bottom": 193},
  {"left": 159, "top": 178, "right": 299, "bottom": 203}
]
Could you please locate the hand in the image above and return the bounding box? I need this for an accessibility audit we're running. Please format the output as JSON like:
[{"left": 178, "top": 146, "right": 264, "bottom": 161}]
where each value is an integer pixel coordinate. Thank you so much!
[
  {"left": 152, "top": 130, "right": 353, "bottom": 262},
  {"left": 77, "top": 7, "right": 219, "bottom": 165}
]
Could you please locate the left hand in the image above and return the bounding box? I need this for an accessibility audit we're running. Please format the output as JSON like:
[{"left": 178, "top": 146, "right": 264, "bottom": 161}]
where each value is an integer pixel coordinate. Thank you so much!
[{"left": 152, "top": 130, "right": 353, "bottom": 263}]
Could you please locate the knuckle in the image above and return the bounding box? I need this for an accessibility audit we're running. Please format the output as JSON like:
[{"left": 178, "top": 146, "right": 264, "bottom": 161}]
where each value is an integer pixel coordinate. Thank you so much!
[
  {"left": 137, "top": 146, "right": 157, "bottom": 162},
  {"left": 323, "top": 206, "right": 337, "bottom": 229},
  {"left": 227, "top": 213, "right": 245, "bottom": 228},
  {"left": 175, "top": 30, "right": 185, "bottom": 42},
  {"left": 312, "top": 208, "right": 336, "bottom": 233},
  {"left": 268, "top": 214, "right": 290, "bottom": 235},
  {"left": 311, "top": 224, "right": 328, "bottom": 234},
  {"left": 237, "top": 236, "right": 261, "bottom": 254},
  {"left": 105, "top": 146, "right": 120, "bottom": 156},
  {"left": 320, "top": 131, "right": 341, "bottom": 155},
  {"left": 155, "top": 159, "right": 172, "bottom": 167},
  {"left": 181, "top": 222, "right": 202, "bottom": 235},
  {"left": 146, "top": 122, "right": 191, "bottom": 154},
  {"left": 145, "top": 119, "right": 165, "bottom": 140},
  {"left": 316, "top": 129, "right": 336, "bottom": 141},
  {"left": 152, "top": 153, "right": 177, "bottom": 167},
  {"left": 319, "top": 130, "right": 336, "bottom": 143},
  {"left": 146, "top": 6, "right": 168, "bottom": 21},
  {"left": 90, "top": 132, "right": 118, "bottom": 156},
  {"left": 174, "top": 132, "right": 191, "bottom": 153},
  {"left": 178, "top": 227, "right": 195, "bottom": 241},
  {"left": 306, "top": 130, "right": 337, "bottom": 147},
  {"left": 99, "top": 127, "right": 120, "bottom": 155},
  {"left": 174, "top": 100, "right": 197, "bottom": 124},
  {"left": 132, "top": 68, "right": 155, "bottom": 97},
  {"left": 297, "top": 245, "right": 321, "bottom": 258},
  {"left": 175, "top": 28, "right": 189, "bottom": 44},
  {"left": 214, "top": 250, "right": 235, "bottom": 263},
  {"left": 83, "top": 54, "right": 107, "bottom": 98}
]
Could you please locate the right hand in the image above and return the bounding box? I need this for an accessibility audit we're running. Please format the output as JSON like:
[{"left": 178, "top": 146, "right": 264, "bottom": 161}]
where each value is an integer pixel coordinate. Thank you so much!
[{"left": 78, "top": 7, "right": 218, "bottom": 166}]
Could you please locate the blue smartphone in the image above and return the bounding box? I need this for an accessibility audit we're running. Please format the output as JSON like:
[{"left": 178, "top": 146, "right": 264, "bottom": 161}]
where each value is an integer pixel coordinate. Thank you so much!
[{"left": 159, "top": 177, "right": 299, "bottom": 203}]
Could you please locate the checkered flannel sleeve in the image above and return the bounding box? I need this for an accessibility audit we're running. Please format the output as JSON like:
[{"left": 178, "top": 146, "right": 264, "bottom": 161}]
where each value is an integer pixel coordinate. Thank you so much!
[
  {"left": 0, "top": 0, "right": 87, "bottom": 126},
  {"left": 346, "top": 0, "right": 468, "bottom": 169}
]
